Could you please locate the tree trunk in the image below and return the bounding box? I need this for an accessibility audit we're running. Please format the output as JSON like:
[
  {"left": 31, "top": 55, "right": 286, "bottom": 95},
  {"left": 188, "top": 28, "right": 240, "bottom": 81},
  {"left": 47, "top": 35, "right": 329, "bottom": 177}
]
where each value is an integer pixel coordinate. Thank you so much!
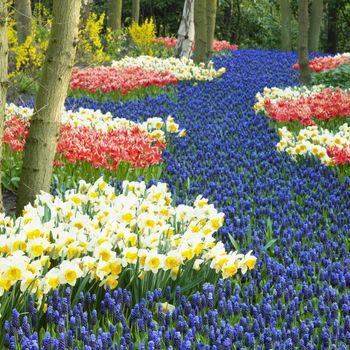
[
  {"left": 175, "top": 0, "right": 195, "bottom": 59},
  {"left": 206, "top": 0, "right": 217, "bottom": 60},
  {"left": 326, "top": 0, "right": 337, "bottom": 53},
  {"left": 280, "top": 0, "right": 292, "bottom": 51},
  {"left": 0, "top": 0, "right": 8, "bottom": 212},
  {"left": 16, "top": 0, "right": 81, "bottom": 213},
  {"left": 194, "top": 0, "right": 207, "bottom": 63},
  {"left": 132, "top": 0, "right": 140, "bottom": 24},
  {"left": 108, "top": 0, "right": 123, "bottom": 31},
  {"left": 223, "top": 0, "right": 233, "bottom": 41},
  {"left": 298, "top": 0, "right": 311, "bottom": 85},
  {"left": 309, "top": 0, "right": 323, "bottom": 52},
  {"left": 14, "top": 0, "right": 32, "bottom": 45}
]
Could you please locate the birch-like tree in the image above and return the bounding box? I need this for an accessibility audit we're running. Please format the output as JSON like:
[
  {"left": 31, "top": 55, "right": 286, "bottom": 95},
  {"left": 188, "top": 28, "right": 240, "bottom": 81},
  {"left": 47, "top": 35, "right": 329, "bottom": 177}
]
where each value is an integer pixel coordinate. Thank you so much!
[
  {"left": 14, "top": 0, "right": 32, "bottom": 45},
  {"left": 0, "top": 0, "right": 8, "bottom": 212},
  {"left": 175, "top": 0, "right": 195, "bottom": 59},
  {"left": 16, "top": 0, "right": 82, "bottom": 213},
  {"left": 280, "top": 0, "right": 292, "bottom": 51},
  {"left": 194, "top": 0, "right": 207, "bottom": 63},
  {"left": 309, "top": 0, "right": 323, "bottom": 52},
  {"left": 132, "top": 0, "right": 140, "bottom": 24},
  {"left": 298, "top": 0, "right": 311, "bottom": 85},
  {"left": 109, "top": 0, "right": 123, "bottom": 31}
]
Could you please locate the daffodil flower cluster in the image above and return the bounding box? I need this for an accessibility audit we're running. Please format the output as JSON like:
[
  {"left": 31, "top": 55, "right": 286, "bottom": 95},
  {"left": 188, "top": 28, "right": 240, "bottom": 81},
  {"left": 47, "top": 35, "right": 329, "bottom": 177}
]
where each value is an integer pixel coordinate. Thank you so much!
[
  {"left": 0, "top": 178, "right": 256, "bottom": 302},
  {"left": 276, "top": 124, "right": 350, "bottom": 166},
  {"left": 112, "top": 56, "right": 226, "bottom": 81},
  {"left": 5, "top": 104, "right": 186, "bottom": 141},
  {"left": 254, "top": 85, "right": 327, "bottom": 114}
]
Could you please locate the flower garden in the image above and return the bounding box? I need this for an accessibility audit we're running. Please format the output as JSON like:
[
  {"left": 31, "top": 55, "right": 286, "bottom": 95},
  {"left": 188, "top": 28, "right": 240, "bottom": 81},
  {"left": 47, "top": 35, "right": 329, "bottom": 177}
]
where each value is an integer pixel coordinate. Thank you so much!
[
  {"left": 3, "top": 46, "right": 350, "bottom": 349},
  {"left": 2, "top": 2, "right": 350, "bottom": 348}
]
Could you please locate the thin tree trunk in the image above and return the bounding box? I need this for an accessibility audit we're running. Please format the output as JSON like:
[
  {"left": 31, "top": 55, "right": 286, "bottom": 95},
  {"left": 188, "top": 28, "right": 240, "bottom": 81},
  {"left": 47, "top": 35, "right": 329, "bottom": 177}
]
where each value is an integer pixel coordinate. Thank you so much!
[
  {"left": 326, "top": 0, "right": 337, "bottom": 53},
  {"left": 280, "top": 0, "right": 292, "bottom": 51},
  {"left": 108, "top": 0, "right": 123, "bottom": 31},
  {"left": 132, "top": 0, "right": 140, "bottom": 24},
  {"left": 0, "top": 0, "right": 8, "bottom": 212},
  {"left": 309, "top": 0, "right": 323, "bottom": 51},
  {"left": 206, "top": 0, "right": 217, "bottom": 60},
  {"left": 298, "top": 0, "right": 311, "bottom": 85},
  {"left": 223, "top": 0, "right": 233, "bottom": 41},
  {"left": 175, "top": 0, "right": 195, "bottom": 59},
  {"left": 16, "top": 0, "right": 82, "bottom": 213},
  {"left": 194, "top": 0, "right": 207, "bottom": 63},
  {"left": 14, "top": 0, "right": 32, "bottom": 45}
]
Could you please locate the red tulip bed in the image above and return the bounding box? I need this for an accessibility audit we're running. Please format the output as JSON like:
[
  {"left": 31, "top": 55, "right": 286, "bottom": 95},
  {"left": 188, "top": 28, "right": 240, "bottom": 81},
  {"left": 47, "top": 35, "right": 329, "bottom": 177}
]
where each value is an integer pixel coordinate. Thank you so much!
[
  {"left": 2, "top": 106, "right": 184, "bottom": 190},
  {"left": 293, "top": 54, "right": 350, "bottom": 72},
  {"left": 69, "top": 66, "right": 177, "bottom": 101},
  {"left": 154, "top": 37, "right": 238, "bottom": 52}
]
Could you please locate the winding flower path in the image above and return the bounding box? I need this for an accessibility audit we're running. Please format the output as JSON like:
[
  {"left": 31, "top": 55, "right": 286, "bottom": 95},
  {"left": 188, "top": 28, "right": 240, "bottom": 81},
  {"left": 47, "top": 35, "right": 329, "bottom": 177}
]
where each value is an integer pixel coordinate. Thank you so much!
[{"left": 69, "top": 50, "right": 350, "bottom": 348}]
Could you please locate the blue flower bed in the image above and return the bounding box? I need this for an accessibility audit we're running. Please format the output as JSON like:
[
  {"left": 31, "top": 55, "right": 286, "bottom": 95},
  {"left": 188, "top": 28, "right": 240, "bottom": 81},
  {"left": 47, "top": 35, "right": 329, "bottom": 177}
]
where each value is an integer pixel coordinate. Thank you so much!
[{"left": 8, "top": 50, "right": 350, "bottom": 349}]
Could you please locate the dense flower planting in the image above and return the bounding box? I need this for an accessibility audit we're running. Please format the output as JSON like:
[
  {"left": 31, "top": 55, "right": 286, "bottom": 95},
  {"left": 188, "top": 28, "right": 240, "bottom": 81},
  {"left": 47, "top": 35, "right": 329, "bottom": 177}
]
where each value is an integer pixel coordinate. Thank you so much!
[
  {"left": 254, "top": 85, "right": 350, "bottom": 126},
  {"left": 293, "top": 53, "right": 350, "bottom": 72},
  {"left": 70, "top": 66, "right": 177, "bottom": 96},
  {"left": 55, "top": 50, "right": 350, "bottom": 348},
  {"left": 154, "top": 37, "right": 238, "bottom": 52},
  {"left": 275, "top": 124, "right": 350, "bottom": 166},
  {"left": 112, "top": 56, "right": 226, "bottom": 81},
  {"left": 3, "top": 106, "right": 184, "bottom": 189},
  {"left": 0, "top": 177, "right": 255, "bottom": 323}
]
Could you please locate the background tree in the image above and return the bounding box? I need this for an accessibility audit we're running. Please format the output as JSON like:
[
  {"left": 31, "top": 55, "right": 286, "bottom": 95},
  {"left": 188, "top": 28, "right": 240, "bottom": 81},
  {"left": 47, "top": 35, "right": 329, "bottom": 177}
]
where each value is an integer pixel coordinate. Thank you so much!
[
  {"left": 298, "top": 0, "right": 311, "bottom": 85},
  {"left": 280, "top": 0, "right": 292, "bottom": 51},
  {"left": 194, "top": 0, "right": 207, "bottom": 63},
  {"left": 326, "top": 0, "right": 337, "bottom": 53},
  {"left": 309, "top": 0, "right": 323, "bottom": 51},
  {"left": 108, "top": 0, "right": 123, "bottom": 31},
  {"left": 14, "top": 0, "right": 32, "bottom": 44},
  {"left": 16, "top": 0, "right": 82, "bottom": 213},
  {"left": 206, "top": 0, "right": 217, "bottom": 59},
  {"left": 0, "top": 0, "right": 8, "bottom": 212},
  {"left": 175, "top": 0, "right": 195, "bottom": 59},
  {"left": 132, "top": 0, "right": 140, "bottom": 24}
]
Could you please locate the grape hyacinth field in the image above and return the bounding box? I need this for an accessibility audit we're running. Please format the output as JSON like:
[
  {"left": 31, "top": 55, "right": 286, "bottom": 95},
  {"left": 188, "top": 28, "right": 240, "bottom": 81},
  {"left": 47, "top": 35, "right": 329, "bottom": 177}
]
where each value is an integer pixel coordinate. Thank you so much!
[{"left": 4, "top": 49, "right": 350, "bottom": 349}]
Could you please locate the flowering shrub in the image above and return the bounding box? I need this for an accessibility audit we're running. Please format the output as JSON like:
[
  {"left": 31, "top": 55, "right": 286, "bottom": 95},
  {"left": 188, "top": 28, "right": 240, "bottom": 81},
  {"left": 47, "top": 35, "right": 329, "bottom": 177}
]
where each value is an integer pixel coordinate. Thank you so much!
[
  {"left": 112, "top": 55, "right": 226, "bottom": 81},
  {"left": 70, "top": 66, "right": 177, "bottom": 99},
  {"left": 77, "top": 12, "right": 111, "bottom": 64},
  {"left": 6, "top": 3, "right": 51, "bottom": 77},
  {"left": 277, "top": 123, "right": 350, "bottom": 166},
  {"left": 255, "top": 85, "right": 350, "bottom": 126},
  {"left": 128, "top": 18, "right": 156, "bottom": 55},
  {"left": 3, "top": 105, "right": 185, "bottom": 189},
  {"left": 293, "top": 53, "right": 350, "bottom": 72},
  {"left": 0, "top": 178, "right": 256, "bottom": 320}
]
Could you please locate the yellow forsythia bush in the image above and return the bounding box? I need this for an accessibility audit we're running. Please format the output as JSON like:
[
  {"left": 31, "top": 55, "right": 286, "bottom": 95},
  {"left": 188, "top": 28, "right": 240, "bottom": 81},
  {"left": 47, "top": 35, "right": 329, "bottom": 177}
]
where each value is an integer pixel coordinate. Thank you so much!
[{"left": 128, "top": 18, "right": 156, "bottom": 56}]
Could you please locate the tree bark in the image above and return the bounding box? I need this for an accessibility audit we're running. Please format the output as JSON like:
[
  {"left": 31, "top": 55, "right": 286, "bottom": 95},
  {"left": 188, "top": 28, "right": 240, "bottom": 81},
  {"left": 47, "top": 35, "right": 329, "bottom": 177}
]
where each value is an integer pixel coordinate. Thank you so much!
[
  {"left": 298, "top": 0, "right": 311, "bottom": 85},
  {"left": 108, "top": 0, "right": 123, "bottom": 31},
  {"left": 194, "top": 0, "right": 207, "bottom": 63},
  {"left": 14, "top": 0, "right": 32, "bottom": 45},
  {"left": 280, "top": 0, "right": 292, "bottom": 51},
  {"left": 326, "top": 0, "right": 337, "bottom": 53},
  {"left": 175, "top": 0, "right": 195, "bottom": 59},
  {"left": 309, "top": 0, "right": 323, "bottom": 52},
  {"left": 16, "top": 0, "right": 82, "bottom": 213},
  {"left": 132, "top": 0, "right": 140, "bottom": 24},
  {"left": 206, "top": 0, "right": 217, "bottom": 60},
  {"left": 0, "top": 0, "right": 8, "bottom": 212}
]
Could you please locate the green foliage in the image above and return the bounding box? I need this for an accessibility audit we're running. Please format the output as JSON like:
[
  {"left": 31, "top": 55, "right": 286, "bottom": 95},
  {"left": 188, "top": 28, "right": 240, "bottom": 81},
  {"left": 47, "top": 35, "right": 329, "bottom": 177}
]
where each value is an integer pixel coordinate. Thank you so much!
[{"left": 312, "top": 63, "right": 350, "bottom": 89}]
